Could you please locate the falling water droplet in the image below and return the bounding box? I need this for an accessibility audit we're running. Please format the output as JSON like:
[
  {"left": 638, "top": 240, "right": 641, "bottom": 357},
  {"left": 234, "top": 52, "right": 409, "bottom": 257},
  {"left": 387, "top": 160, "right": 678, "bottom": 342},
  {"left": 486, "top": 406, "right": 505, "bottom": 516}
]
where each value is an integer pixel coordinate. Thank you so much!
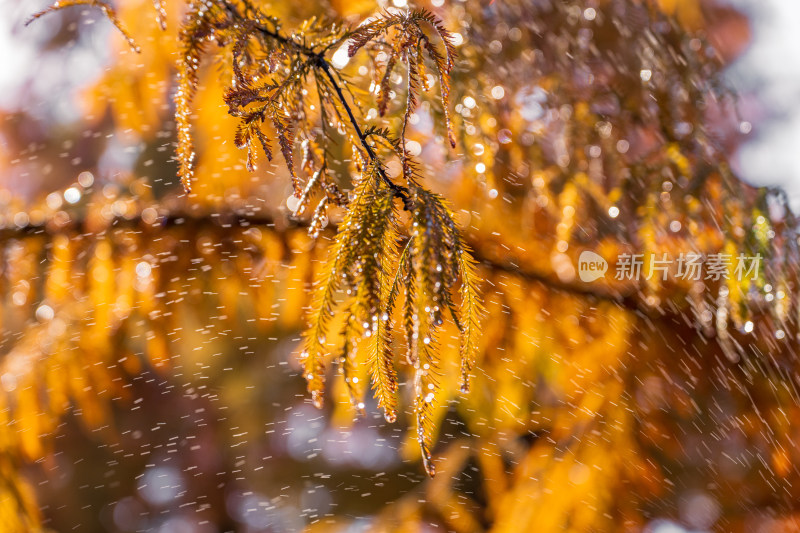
[{"left": 312, "top": 391, "right": 324, "bottom": 409}]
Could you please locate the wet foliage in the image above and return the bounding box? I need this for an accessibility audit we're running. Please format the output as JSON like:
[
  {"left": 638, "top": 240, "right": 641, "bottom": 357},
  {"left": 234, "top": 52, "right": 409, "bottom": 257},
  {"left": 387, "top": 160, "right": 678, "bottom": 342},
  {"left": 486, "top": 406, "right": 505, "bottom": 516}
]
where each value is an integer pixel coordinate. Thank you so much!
[{"left": 1, "top": 0, "right": 799, "bottom": 531}]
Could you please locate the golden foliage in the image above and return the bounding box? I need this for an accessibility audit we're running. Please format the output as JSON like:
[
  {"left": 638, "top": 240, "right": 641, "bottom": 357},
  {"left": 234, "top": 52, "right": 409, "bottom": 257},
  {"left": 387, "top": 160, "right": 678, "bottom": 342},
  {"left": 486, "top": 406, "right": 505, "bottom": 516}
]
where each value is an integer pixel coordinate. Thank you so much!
[{"left": 7, "top": 0, "right": 800, "bottom": 531}]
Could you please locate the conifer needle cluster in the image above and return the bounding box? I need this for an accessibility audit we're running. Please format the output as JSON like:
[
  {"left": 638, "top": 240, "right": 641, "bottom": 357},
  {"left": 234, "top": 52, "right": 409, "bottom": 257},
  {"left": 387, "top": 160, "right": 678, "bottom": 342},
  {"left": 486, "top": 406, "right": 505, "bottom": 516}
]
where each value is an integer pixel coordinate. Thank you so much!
[{"left": 29, "top": 0, "right": 484, "bottom": 475}]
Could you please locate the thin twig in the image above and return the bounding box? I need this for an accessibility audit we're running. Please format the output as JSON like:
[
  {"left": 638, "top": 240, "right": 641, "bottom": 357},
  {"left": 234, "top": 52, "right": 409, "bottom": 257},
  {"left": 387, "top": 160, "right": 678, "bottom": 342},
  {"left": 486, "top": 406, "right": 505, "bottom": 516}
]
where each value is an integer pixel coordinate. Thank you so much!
[{"left": 223, "top": 0, "right": 412, "bottom": 208}]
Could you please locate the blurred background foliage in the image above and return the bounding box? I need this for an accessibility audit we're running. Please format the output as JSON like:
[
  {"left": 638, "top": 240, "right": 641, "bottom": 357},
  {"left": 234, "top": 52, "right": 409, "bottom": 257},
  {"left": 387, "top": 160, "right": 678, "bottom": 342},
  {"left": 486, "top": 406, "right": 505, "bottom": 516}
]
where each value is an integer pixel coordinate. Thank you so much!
[{"left": 1, "top": 0, "right": 800, "bottom": 531}]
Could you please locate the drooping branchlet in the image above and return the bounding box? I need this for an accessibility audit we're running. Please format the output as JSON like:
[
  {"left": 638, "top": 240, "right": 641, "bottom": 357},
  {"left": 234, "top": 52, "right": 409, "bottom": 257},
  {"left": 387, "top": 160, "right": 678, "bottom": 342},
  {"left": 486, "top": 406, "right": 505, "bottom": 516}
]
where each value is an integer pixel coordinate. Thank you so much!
[{"left": 30, "top": 0, "right": 483, "bottom": 476}]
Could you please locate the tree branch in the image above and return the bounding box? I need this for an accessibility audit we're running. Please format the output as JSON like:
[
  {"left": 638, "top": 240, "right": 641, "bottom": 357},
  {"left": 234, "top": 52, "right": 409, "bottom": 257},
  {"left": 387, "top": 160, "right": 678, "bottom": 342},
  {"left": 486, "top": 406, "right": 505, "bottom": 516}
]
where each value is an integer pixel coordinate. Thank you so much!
[
  {"left": 222, "top": 0, "right": 412, "bottom": 208},
  {"left": 0, "top": 208, "right": 645, "bottom": 312}
]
